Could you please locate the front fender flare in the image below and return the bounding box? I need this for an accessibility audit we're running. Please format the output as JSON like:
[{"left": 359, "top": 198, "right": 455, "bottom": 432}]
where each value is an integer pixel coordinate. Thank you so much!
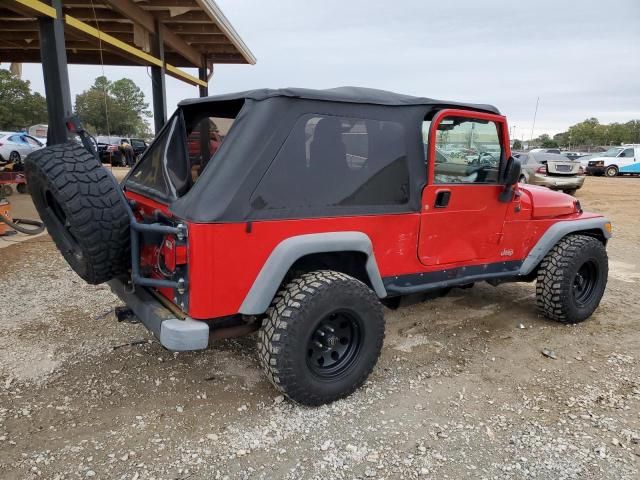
[
  {"left": 239, "top": 232, "right": 386, "bottom": 315},
  {"left": 519, "top": 217, "right": 611, "bottom": 276}
]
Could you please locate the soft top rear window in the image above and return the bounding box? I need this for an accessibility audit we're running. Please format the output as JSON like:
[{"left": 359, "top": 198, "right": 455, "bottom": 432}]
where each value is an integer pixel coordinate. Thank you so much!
[{"left": 126, "top": 112, "right": 188, "bottom": 202}]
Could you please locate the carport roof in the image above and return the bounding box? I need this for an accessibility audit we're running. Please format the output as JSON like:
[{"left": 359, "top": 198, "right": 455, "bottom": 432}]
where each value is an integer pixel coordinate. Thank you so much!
[{"left": 0, "top": 0, "right": 256, "bottom": 86}]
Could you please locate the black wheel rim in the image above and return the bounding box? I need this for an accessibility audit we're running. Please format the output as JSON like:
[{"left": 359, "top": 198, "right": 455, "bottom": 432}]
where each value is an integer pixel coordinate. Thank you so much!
[
  {"left": 306, "top": 310, "right": 362, "bottom": 379},
  {"left": 573, "top": 260, "right": 598, "bottom": 306}
]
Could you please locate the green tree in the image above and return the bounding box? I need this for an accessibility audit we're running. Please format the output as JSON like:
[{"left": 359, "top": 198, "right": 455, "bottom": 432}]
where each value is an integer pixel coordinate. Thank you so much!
[
  {"left": 75, "top": 76, "right": 151, "bottom": 136},
  {"left": 552, "top": 117, "right": 640, "bottom": 148},
  {"left": 0, "top": 69, "right": 48, "bottom": 130},
  {"left": 512, "top": 139, "right": 523, "bottom": 150},
  {"left": 553, "top": 132, "right": 568, "bottom": 147},
  {"left": 538, "top": 134, "right": 558, "bottom": 148},
  {"left": 530, "top": 133, "right": 558, "bottom": 148}
]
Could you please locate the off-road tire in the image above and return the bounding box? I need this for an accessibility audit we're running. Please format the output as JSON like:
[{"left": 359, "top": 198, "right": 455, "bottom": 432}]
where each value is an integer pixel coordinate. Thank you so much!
[
  {"left": 536, "top": 234, "right": 608, "bottom": 323},
  {"left": 605, "top": 165, "right": 618, "bottom": 177},
  {"left": 258, "top": 270, "right": 385, "bottom": 406},
  {"left": 25, "top": 142, "right": 130, "bottom": 284},
  {"left": 16, "top": 183, "right": 28, "bottom": 194}
]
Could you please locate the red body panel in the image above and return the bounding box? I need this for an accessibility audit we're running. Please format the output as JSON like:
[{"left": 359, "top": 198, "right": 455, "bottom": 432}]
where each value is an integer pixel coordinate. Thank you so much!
[
  {"left": 518, "top": 184, "right": 578, "bottom": 218},
  {"left": 187, "top": 214, "right": 421, "bottom": 319},
  {"left": 126, "top": 190, "right": 171, "bottom": 216},
  {"left": 185, "top": 211, "right": 598, "bottom": 320}
]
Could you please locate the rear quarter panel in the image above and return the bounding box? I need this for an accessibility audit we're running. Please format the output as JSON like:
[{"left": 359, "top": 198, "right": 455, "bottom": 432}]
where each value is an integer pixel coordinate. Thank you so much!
[{"left": 187, "top": 214, "right": 423, "bottom": 319}]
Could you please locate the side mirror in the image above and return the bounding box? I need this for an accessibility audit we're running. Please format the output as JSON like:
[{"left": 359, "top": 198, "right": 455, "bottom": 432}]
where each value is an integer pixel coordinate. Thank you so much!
[{"left": 499, "top": 156, "right": 521, "bottom": 202}]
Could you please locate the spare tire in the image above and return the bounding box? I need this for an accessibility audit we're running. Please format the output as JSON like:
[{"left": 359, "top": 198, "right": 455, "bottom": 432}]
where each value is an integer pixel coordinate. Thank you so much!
[{"left": 25, "top": 142, "right": 130, "bottom": 284}]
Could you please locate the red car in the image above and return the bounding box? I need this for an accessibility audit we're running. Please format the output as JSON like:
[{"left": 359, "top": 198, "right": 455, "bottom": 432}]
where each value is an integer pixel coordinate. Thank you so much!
[{"left": 26, "top": 87, "right": 611, "bottom": 406}]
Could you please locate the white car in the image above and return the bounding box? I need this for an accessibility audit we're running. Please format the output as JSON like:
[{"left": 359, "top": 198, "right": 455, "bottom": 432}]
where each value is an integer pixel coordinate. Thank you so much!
[
  {"left": 584, "top": 145, "right": 640, "bottom": 177},
  {"left": 0, "top": 132, "right": 45, "bottom": 163}
]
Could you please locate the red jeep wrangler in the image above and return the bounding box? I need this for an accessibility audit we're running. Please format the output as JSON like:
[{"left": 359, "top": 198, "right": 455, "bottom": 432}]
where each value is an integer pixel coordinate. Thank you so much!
[{"left": 25, "top": 87, "right": 611, "bottom": 406}]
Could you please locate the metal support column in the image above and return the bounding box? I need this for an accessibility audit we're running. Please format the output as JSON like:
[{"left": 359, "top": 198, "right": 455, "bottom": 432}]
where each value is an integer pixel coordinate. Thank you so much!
[
  {"left": 198, "top": 63, "right": 209, "bottom": 98},
  {"left": 198, "top": 61, "right": 211, "bottom": 171},
  {"left": 38, "top": 0, "right": 72, "bottom": 145},
  {"left": 150, "top": 19, "right": 167, "bottom": 135}
]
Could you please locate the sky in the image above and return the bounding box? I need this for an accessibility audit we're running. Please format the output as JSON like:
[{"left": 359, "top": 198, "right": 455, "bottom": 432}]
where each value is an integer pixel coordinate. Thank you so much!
[{"left": 13, "top": 0, "right": 640, "bottom": 140}]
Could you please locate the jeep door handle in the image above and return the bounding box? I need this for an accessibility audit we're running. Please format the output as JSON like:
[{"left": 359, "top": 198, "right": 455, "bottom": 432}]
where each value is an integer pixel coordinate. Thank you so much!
[{"left": 434, "top": 190, "right": 451, "bottom": 208}]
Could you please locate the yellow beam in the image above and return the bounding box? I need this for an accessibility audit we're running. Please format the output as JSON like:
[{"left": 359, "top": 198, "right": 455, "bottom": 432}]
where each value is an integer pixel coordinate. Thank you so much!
[
  {"left": 13, "top": 0, "right": 56, "bottom": 18},
  {"left": 165, "top": 64, "right": 206, "bottom": 87}
]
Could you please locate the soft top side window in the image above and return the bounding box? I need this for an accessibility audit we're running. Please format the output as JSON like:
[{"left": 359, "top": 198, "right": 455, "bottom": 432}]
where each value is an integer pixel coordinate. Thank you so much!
[
  {"left": 250, "top": 113, "right": 410, "bottom": 213},
  {"left": 182, "top": 99, "right": 245, "bottom": 185}
]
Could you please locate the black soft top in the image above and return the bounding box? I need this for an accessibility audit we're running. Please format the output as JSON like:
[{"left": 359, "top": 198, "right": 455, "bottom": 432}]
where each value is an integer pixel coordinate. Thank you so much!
[
  {"left": 178, "top": 86, "right": 500, "bottom": 114},
  {"left": 130, "top": 87, "right": 503, "bottom": 222}
]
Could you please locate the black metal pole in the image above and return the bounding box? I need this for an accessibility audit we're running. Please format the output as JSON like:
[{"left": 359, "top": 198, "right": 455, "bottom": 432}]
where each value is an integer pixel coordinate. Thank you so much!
[
  {"left": 150, "top": 19, "right": 167, "bottom": 135},
  {"left": 198, "top": 63, "right": 209, "bottom": 98},
  {"left": 198, "top": 62, "right": 210, "bottom": 170},
  {"left": 38, "top": 0, "right": 72, "bottom": 145}
]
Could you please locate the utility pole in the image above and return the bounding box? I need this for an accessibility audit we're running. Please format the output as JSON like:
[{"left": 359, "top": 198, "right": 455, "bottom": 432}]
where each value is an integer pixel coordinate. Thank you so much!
[{"left": 530, "top": 97, "right": 539, "bottom": 147}]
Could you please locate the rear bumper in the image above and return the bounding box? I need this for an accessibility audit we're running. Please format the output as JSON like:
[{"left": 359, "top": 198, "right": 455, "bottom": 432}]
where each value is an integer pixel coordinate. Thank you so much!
[
  {"left": 531, "top": 174, "right": 585, "bottom": 190},
  {"left": 108, "top": 279, "right": 209, "bottom": 351}
]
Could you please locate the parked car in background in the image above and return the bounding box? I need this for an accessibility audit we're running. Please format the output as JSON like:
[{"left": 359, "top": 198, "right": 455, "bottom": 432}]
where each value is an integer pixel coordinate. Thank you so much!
[
  {"left": 585, "top": 145, "right": 639, "bottom": 177},
  {"left": 562, "top": 151, "right": 587, "bottom": 161},
  {"left": 518, "top": 151, "right": 584, "bottom": 195},
  {"left": 529, "top": 147, "right": 561, "bottom": 154},
  {"left": 187, "top": 129, "right": 222, "bottom": 164},
  {"left": 0, "top": 132, "right": 44, "bottom": 163},
  {"left": 96, "top": 136, "right": 148, "bottom": 166}
]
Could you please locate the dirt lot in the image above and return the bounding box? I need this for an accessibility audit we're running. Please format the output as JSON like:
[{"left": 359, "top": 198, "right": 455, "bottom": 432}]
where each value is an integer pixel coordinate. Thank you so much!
[{"left": 1, "top": 177, "right": 639, "bottom": 479}]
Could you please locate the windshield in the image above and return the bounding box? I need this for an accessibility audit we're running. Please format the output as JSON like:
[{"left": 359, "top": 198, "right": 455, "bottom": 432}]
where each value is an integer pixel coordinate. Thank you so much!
[{"left": 602, "top": 147, "right": 623, "bottom": 157}]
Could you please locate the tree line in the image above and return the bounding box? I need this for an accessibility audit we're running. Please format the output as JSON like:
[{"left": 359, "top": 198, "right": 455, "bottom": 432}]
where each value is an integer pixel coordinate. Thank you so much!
[
  {"left": 524, "top": 118, "right": 640, "bottom": 150},
  {"left": 0, "top": 69, "right": 150, "bottom": 137}
]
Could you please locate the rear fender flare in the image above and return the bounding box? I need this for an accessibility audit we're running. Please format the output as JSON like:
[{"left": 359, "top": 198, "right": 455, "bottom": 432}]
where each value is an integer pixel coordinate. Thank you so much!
[
  {"left": 239, "top": 232, "right": 386, "bottom": 315},
  {"left": 519, "top": 217, "right": 611, "bottom": 276}
]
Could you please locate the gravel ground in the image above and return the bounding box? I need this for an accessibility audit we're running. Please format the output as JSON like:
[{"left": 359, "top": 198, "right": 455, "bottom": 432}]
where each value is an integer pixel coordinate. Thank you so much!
[{"left": 0, "top": 177, "right": 639, "bottom": 479}]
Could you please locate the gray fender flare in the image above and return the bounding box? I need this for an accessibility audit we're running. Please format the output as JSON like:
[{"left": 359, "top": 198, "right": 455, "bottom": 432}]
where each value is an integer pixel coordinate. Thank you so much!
[
  {"left": 239, "top": 232, "right": 387, "bottom": 315},
  {"left": 519, "top": 217, "right": 611, "bottom": 275}
]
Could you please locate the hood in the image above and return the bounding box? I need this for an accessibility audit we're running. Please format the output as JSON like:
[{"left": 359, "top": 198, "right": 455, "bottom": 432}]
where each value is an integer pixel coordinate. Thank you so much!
[{"left": 519, "top": 184, "right": 580, "bottom": 219}]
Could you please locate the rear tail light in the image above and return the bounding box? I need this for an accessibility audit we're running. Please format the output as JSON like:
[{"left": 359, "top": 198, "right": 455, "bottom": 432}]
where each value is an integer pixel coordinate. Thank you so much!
[
  {"left": 536, "top": 165, "right": 547, "bottom": 174},
  {"left": 161, "top": 235, "right": 188, "bottom": 273}
]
